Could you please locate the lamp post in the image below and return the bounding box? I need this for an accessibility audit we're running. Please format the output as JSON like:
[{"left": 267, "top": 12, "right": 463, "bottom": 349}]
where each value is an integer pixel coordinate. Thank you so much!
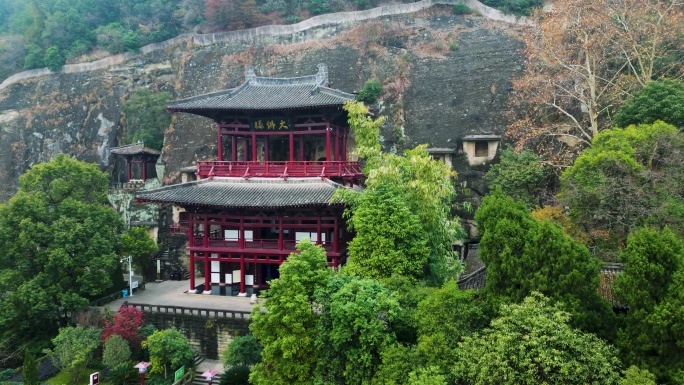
[
  {"left": 134, "top": 362, "right": 150, "bottom": 385},
  {"left": 121, "top": 256, "right": 133, "bottom": 297},
  {"left": 201, "top": 370, "right": 218, "bottom": 385}
]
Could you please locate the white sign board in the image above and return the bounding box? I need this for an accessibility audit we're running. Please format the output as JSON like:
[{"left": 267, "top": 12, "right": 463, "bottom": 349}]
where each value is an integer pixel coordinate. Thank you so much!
[{"left": 90, "top": 372, "right": 99, "bottom": 385}]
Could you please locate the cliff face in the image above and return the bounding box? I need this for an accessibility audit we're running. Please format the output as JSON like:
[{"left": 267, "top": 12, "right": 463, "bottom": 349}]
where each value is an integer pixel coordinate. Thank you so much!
[{"left": 0, "top": 5, "right": 524, "bottom": 205}]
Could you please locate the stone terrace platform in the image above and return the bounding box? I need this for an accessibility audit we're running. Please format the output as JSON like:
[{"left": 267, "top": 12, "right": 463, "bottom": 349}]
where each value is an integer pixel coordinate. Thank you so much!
[{"left": 106, "top": 279, "right": 256, "bottom": 314}]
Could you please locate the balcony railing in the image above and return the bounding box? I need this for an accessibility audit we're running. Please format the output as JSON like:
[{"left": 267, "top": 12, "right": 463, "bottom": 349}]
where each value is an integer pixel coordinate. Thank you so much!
[
  {"left": 169, "top": 221, "right": 189, "bottom": 234},
  {"left": 196, "top": 161, "right": 363, "bottom": 179}
]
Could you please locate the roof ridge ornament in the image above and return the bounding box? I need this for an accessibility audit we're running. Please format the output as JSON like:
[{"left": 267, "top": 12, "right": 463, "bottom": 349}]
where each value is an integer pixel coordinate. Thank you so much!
[
  {"left": 246, "top": 66, "right": 257, "bottom": 85},
  {"left": 316, "top": 63, "right": 328, "bottom": 85}
]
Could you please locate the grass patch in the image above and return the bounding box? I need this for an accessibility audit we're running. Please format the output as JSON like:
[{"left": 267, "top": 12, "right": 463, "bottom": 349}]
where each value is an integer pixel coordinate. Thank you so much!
[{"left": 45, "top": 367, "right": 107, "bottom": 385}]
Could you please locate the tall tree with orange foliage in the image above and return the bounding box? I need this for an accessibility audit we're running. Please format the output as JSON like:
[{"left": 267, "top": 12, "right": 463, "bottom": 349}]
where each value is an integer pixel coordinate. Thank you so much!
[{"left": 507, "top": 0, "right": 684, "bottom": 166}]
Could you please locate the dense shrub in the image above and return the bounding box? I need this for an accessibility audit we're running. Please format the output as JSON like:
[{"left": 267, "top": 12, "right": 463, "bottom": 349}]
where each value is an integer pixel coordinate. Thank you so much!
[
  {"left": 107, "top": 362, "right": 139, "bottom": 385},
  {"left": 480, "top": 0, "right": 542, "bottom": 16},
  {"left": 0, "top": 369, "right": 14, "bottom": 382},
  {"left": 103, "top": 335, "right": 132, "bottom": 369},
  {"left": 43, "top": 46, "right": 64, "bottom": 72},
  {"left": 614, "top": 79, "right": 684, "bottom": 129},
  {"left": 453, "top": 2, "right": 473, "bottom": 14},
  {"left": 220, "top": 365, "right": 250, "bottom": 385},
  {"left": 357, "top": 80, "right": 383, "bottom": 104},
  {"left": 221, "top": 335, "right": 262, "bottom": 367}
]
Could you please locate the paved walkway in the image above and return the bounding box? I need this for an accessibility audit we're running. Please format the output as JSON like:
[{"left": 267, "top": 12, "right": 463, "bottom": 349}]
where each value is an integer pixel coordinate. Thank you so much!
[
  {"left": 107, "top": 279, "right": 256, "bottom": 313},
  {"left": 197, "top": 358, "right": 223, "bottom": 374}
]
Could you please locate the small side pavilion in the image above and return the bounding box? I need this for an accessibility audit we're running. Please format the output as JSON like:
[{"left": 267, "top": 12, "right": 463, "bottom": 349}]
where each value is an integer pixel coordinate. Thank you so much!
[{"left": 111, "top": 142, "right": 161, "bottom": 183}]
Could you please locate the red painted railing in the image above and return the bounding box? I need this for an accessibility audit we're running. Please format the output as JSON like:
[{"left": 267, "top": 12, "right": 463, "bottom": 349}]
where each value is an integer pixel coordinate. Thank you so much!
[
  {"left": 195, "top": 161, "right": 363, "bottom": 179},
  {"left": 169, "top": 221, "right": 189, "bottom": 234}
]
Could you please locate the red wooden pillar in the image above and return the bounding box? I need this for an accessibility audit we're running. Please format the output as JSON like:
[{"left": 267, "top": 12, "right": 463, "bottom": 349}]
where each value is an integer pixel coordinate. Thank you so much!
[
  {"left": 289, "top": 132, "right": 295, "bottom": 162},
  {"left": 278, "top": 215, "right": 284, "bottom": 250},
  {"left": 251, "top": 132, "right": 257, "bottom": 161},
  {"left": 231, "top": 136, "right": 237, "bottom": 162},
  {"left": 239, "top": 256, "right": 246, "bottom": 295},
  {"left": 335, "top": 127, "right": 340, "bottom": 161},
  {"left": 325, "top": 129, "right": 331, "bottom": 161},
  {"left": 189, "top": 252, "right": 196, "bottom": 291},
  {"left": 218, "top": 130, "right": 223, "bottom": 161}
]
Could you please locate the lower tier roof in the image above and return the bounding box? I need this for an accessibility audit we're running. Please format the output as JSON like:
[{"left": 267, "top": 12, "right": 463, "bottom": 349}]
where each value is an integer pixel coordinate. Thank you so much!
[{"left": 136, "top": 177, "right": 349, "bottom": 209}]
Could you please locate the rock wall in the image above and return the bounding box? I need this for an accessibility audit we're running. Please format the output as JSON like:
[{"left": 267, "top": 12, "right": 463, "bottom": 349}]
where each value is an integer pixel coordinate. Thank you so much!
[{"left": 0, "top": 2, "right": 525, "bottom": 211}]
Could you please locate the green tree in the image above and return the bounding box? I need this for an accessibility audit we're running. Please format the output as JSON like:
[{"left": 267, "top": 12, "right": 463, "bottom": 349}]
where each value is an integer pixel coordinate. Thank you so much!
[
  {"left": 560, "top": 122, "right": 684, "bottom": 255},
  {"left": 454, "top": 293, "right": 621, "bottom": 385},
  {"left": 407, "top": 367, "right": 446, "bottom": 385},
  {"left": 475, "top": 192, "right": 614, "bottom": 338},
  {"left": 621, "top": 366, "right": 657, "bottom": 385},
  {"left": 0, "top": 155, "right": 124, "bottom": 339},
  {"left": 250, "top": 240, "right": 332, "bottom": 385},
  {"left": 339, "top": 101, "right": 463, "bottom": 285},
  {"left": 123, "top": 88, "right": 172, "bottom": 150},
  {"left": 44, "top": 326, "right": 102, "bottom": 383},
  {"left": 381, "top": 276, "right": 433, "bottom": 345},
  {"left": 22, "top": 349, "right": 39, "bottom": 385},
  {"left": 484, "top": 148, "right": 548, "bottom": 208},
  {"left": 95, "top": 22, "right": 140, "bottom": 54},
  {"left": 315, "top": 275, "right": 400, "bottom": 385},
  {"left": 415, "top": 282, "right": 489, "bottom": 381},
  {"left": 103, "top": 335, "right": 132, "bottom": 369},
  {"left": 221, "top": 335, "right": 261, "bottom": 367},
  {"left": 121, "top": 226, "right": 158, "bottom": 281},
  {"left": 23, "top": 42, "right": 44, "bottom": 69},
  {"left": 614, "top": 228, "right": 684, "bottom": 384},
  {"left": 344, "top": 184, "right": 429, "bottom": 281},
  {"left": 372, "top": 344, "right": 421, "bottom": 385},
  {"left": 43, "top": 45, "right": 64, "bottom": 72},
  {"left": 142, "top": 328, "right": 194, "bottom": 379},
  {"left": 614, "top": 79, "right": 684, "bottom": 129}
]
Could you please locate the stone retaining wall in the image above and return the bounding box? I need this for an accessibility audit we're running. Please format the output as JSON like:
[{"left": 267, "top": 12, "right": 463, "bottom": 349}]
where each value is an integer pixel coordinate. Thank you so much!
[{"left": 125, "top": 303, "right": 251, "bottom": 359}]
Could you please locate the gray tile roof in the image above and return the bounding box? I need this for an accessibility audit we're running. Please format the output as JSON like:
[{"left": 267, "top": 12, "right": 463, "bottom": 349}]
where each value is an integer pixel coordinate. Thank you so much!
[
  {"left": 111, "top": 143, "right": 161, "bottom": 156},
  {"left": 136, "top": 177, "right": 349, "bottom": 208},
  {"left": 168, "top": 64, "right": 354, "bottom": 113},
  {"left": 462, "top": 134, "right": 501, "bottom": 141}
]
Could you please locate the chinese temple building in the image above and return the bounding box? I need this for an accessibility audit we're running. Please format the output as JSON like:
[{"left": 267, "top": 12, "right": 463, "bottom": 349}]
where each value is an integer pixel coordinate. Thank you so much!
[{"left": 136, "top": 64, "right": 362, "bottom": 296}]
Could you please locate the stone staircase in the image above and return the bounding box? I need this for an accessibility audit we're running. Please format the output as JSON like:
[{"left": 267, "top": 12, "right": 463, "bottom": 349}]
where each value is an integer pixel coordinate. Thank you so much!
[
  {"left": 161, "top": 246, "right": 190, "bottom": 281},
  {"left": 191, "top": 354, "right": 222, "bottom": 385}
]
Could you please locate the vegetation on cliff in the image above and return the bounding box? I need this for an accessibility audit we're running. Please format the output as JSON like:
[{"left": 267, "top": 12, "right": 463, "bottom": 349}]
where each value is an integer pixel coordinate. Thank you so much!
[{"left": 0, "top": 0, "right": 541, "bottom": 81}]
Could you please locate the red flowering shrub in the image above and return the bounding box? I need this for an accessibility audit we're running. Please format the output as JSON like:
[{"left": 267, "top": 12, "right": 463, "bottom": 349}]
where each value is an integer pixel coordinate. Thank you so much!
[{"left": 101, "top": 306, "right": 144, "bottom": 350}]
